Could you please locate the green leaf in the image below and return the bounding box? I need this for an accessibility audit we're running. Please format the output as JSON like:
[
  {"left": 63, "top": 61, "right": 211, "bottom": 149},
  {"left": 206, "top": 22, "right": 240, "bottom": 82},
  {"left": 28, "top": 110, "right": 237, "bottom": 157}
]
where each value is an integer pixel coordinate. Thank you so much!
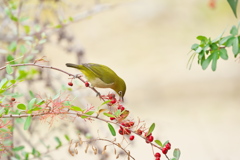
[
  {"left": 69, "top": 17, "right": 74, "bottom": 21},
  {"left": 29, "top": 91, "right": 35, "bottom": 98},
  {"left": 191, "top": 44, "right": 199, "bottom": 50},
  {"left": 13, "top": 154, "right": 20, "bottom": 160},
  {"left": 8, "top": 42, "right": 17, "bottom": 52},
  {"left": 227, "top": 0, "right": 238, "bottom": 18},
  {"left": 7, "top": 54, "right": 15, "bottom": 64},
  {"left": 211, "top": 51, "right": 219, "bottom": 71},
  {"left": 70, "top": 106, "right": 83, "bottom": 112},
  {"left": 230, "top": 25, "right": 238, "bottom": 36},
  {"left": 54, "top": 137, "right": 62, "bottom": 149},
  {"left": 80, "top": 111, "right": 94, "bottom": 119},
  {"left": 55, "top": 24, "right": 62, "bottom": 28},
  {"left": 37, "top": 100, "right": 45, "bottom": 106},
  {"left": 163, "top": 140, "right": 169, "bottom": 147},
  {"left": 232, "top": 37, "right": 239, "bottom": 56},
  {"left": 12, "top": 146, "right": 25, "bottom": 152},
  {"left": 0, "top": 78, "right": 8, "bottom": 89},
  {"left": 209, "top": 43, "right": 218, "bottom": 50},
  {"left": 108, "top": 123, "right": 116, "bottom": 136},
  {"left": 155, "top": 140, "right": 163, "bottom": 147},
  {"left": 114, "top": 109, "right": 122, "bottom": 117},
  {"left": 85, "top": 111, "right": 94, "bottom": 115},
  {"left": 173, "top": 148, "right": 181, "bottom": 160},
  {"left": 197, "top": 35, "right": 207, "bottom": 42},
  {"left": 10, "top": 15, "right": 18, "bottom": 21},
  {"left": 195, "top": 46, "right": 203, "bottom": 53},
  {"left": 202, "top": 54, "right": 212, "bottom": 70},
  {"left": 30, "top": 107, "right": 42, "bottom": 112},
  {"left": 147, "top": 123, "right": 155, "bottom": 136},
  {"left": 219, "top": 48, "right": 228, "bottom": 60},
  {"left": 64, "top": 134, "right": 70, "bottom": 141},
  {"left": 6, "top": 64, "right": 13, "bottom": 74},
  {"left": 24, "top": 116, "right": 32, "bottom": 130},
  {"left": 219, "top": 35, "right": 233, "bottom": 45},
  {"left": 100, "top": 100, "right": 111, "bottom": 106},
  {"left": 17, "top": 104, "right": 26, "bottom": 110},
  {"left": 103, "top": 112, "right": 115, "bottom": 118},
  {"left": 225, "top": 36, "right": 235, "bottom": 47},
  {"left": 22, "top": 151, "right": 29, "bottom": 159},
  {"left": 32, "top": 148, "right": 41, "bottom": 157},
  {"left": 24, "top": 25, "right": 30, "bottom": 34},
  {"left": 28, "top": 98, "right": 36, "bottom": 110}
]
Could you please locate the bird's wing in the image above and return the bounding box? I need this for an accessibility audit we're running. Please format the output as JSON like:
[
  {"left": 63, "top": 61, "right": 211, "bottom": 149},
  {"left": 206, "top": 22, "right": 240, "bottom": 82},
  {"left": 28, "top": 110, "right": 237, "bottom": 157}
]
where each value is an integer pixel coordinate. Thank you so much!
[{"left": 83, "top": 63, "right": 117, "bottom": 84}]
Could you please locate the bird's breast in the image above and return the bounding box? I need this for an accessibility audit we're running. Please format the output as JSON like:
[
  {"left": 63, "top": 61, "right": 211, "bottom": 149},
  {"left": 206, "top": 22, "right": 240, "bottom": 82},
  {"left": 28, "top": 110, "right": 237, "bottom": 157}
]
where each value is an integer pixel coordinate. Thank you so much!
[{"left": 89, "top": 77, "right": 114, "bottom": 88}]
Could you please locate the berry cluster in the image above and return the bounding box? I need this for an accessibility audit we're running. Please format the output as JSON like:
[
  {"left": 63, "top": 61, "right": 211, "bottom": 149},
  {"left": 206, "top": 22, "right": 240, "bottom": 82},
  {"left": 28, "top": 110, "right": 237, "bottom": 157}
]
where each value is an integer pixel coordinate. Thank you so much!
[
  {"left": 67, "top": 81, "right": 90, "bottom": 87},
  {"left": 162, "top": 142, "right": 171, "bottom": 154},
  {"left": 153, "top": 142, "right": 171, "bottom": 160},
  {"left": 154, "top": 152, "right": 161, "bottom": 160},
  {"left": 104, "top": 93, "right": 117, "bottom": 105},
  {"left": 145, "top": 132, "right": 154, "bottom": 143},
  {"left": 118, "top": 121, "right": 134, "bottom": 138}
]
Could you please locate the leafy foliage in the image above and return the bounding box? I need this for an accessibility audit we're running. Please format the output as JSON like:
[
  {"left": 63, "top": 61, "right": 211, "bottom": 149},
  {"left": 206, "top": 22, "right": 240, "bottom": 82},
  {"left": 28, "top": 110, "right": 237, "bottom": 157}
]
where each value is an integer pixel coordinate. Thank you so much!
[
  {"left": 0, "top": 1, "right": 181, "bottom": 160},
  {"left": 189, "top": 24, "right": 240, "bottom": 71},
  {"left": 227, "top": 0, "right": 238, "bottom": 18}
]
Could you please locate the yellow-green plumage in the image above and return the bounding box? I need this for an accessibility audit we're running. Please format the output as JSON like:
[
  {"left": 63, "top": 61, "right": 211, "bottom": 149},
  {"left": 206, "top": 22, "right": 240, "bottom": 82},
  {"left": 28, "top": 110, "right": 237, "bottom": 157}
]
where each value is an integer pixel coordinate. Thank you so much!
[{"left": 66, "top": 63, "right": 126, "bottom": 100}]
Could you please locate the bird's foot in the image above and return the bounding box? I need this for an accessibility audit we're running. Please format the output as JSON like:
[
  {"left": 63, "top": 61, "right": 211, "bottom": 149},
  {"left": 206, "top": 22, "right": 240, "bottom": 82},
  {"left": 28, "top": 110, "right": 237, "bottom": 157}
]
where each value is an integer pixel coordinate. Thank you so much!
[{"left": 73, "top": 74, "right": 82, "bottom": 79}]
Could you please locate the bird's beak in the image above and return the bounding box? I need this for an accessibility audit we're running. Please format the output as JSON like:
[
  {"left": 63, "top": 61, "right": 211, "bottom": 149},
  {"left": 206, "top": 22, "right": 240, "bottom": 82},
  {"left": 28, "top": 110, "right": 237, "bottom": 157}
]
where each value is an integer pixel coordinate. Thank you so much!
[{"left": 121, "top": 96, "right": 124, "bottom": 102}]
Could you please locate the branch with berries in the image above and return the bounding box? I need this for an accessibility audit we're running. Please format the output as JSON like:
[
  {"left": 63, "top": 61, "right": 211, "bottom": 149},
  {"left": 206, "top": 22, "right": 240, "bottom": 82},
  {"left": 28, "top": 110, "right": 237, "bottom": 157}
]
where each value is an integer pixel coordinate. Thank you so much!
[{"left": 0, "top": 61, "right": 181, "bottom": 160}]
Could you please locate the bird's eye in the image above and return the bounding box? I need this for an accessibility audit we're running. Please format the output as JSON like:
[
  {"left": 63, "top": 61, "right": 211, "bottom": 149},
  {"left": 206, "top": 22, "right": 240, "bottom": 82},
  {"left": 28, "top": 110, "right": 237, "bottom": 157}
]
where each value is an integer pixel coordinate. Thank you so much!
[{"left": 118, "top": 91, "right": 122, "bottom": 96}]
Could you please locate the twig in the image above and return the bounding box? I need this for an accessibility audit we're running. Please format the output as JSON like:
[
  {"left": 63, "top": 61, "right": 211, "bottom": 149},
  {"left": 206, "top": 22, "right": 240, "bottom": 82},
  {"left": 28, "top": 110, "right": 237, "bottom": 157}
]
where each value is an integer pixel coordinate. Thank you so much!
[
  {"left": 0, "top": 62, "right": 105, "bottom": 101},
  {"left": 89, "top": 138, "right": 135, "bottom": 160}
]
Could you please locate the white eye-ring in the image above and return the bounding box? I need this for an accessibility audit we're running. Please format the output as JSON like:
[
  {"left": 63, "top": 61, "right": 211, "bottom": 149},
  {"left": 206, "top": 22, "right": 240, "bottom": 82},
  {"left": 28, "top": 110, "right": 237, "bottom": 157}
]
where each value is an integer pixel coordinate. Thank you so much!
[{"left": 118, "top": 91, "right": 122, "bottom": 95}]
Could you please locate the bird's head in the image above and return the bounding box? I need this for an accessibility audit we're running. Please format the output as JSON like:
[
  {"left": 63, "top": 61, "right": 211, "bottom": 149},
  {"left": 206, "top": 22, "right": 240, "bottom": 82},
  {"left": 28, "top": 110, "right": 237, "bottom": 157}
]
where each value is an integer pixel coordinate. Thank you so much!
[{"left": 113, "top": 77, "right": 126, "bottom": 102}]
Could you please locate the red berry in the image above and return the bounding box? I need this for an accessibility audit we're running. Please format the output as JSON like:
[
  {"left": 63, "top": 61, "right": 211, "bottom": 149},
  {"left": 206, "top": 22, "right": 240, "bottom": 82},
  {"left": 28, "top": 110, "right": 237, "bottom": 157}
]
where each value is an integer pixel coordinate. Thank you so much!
[
  {"left": 136, "top": 129, "right": 143, "bottom": 135},
  {"left": 154, "top": 152, "right": 161, "bottom": 158},
  {"left": 129, "top": 135, "right": 134, "bottom": 141},
  {"left": 162, "top": 147, "right": 168, "bottom": 154},
  {"left": 165, "top": 142, "right": 171, "bottom": 150},
  {"left": 118, "top": 105, "right": 125, "bottom": 111},
  {"left": 110, "top": 98, "right": 117, "bottom": 104},
  {"left": 85, "top": 82, "right": 89, "bottom": 87},
  {"left": 108, "top": 93, "right": 115, "bottom": 99},
  {"left": 121, "top": 122, "right": 127, "bottom": 127},
  {"left": 110, "top": 117, "right": 115, "bottom": 120},
  {"left": 155, "top": 157, "right": 160, "bottom": 160},
  {"left": 118, "top": 129, "right": 124, "bottom": 135},
  {"left": 68, "top": 82, "right": 73, "bottom": 86},
  {"left": 11, "top": 97, "right": 15, "bottom": 101},
  {"left": 146, "top": 135, "right": 154, "bottom": 143}
]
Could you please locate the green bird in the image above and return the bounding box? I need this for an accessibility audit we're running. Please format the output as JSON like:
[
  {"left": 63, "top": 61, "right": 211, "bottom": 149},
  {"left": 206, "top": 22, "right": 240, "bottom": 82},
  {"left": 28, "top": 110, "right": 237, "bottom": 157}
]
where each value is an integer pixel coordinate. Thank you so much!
[{"left": 66, "top": 63, "right": 126, "bottom": 101}]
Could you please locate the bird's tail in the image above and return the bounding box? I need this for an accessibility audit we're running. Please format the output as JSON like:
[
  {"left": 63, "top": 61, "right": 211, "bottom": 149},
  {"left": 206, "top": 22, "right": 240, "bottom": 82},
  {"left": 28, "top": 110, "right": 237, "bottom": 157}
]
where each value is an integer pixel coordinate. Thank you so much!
[{"left": 66, "top": 63, "right": 80, "bottom": 69}]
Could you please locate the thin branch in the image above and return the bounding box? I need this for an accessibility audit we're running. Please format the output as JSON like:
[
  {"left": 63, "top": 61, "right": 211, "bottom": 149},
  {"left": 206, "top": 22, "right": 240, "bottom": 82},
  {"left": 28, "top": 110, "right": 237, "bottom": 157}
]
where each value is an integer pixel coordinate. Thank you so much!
[
  {"left": 0, "top": 62, "right": 104, "bottom": 101},
  {"left": 90, "top": 138, "right": 135, "bottom": 160}
]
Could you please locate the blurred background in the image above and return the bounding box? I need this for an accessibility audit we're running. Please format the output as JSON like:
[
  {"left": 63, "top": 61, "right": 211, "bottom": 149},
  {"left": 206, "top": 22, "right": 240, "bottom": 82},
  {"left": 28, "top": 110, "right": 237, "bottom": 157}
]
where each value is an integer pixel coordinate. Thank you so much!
[
  {"left": 57, "top": 1, "right": 240, "bottom": 159},
  {"left": 1, "top": 0, "right": 240, "bottom": 159}
]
